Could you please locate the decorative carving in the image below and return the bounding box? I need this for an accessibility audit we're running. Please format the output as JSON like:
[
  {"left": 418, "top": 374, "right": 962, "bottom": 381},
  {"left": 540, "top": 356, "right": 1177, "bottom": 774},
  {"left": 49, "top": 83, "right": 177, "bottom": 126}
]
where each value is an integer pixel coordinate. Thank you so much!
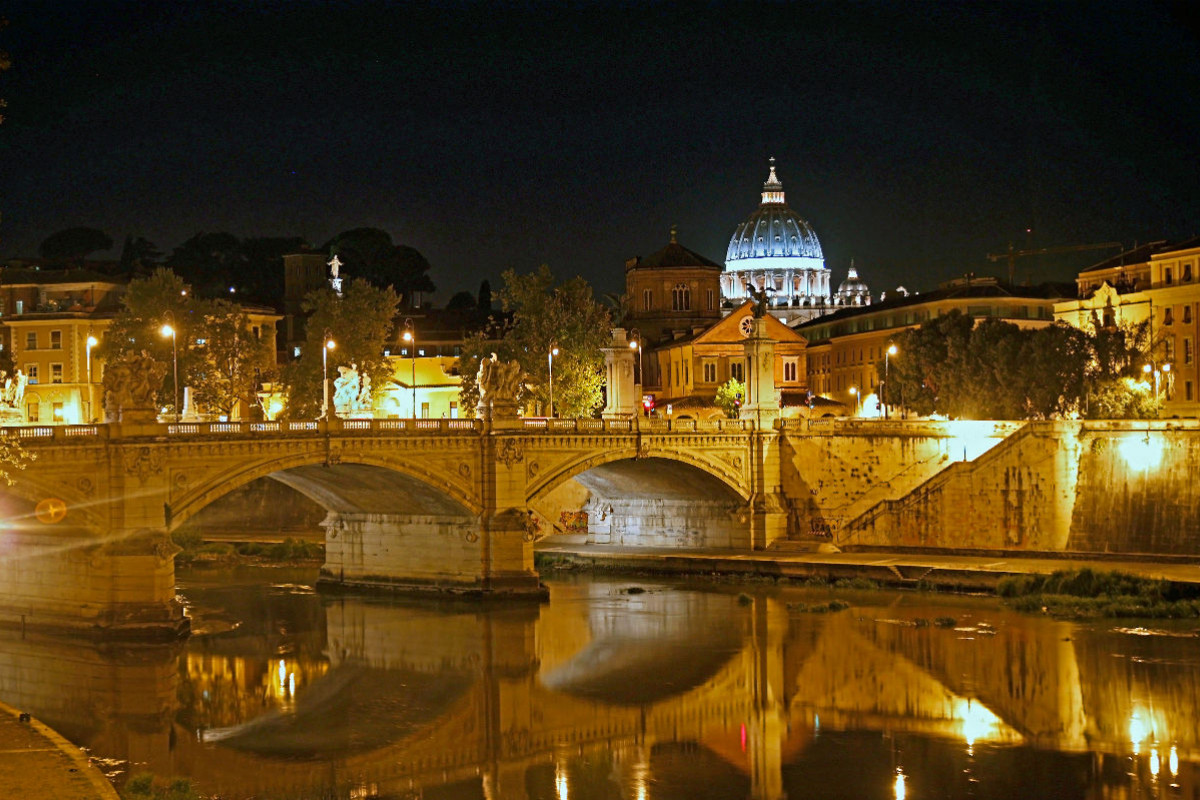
[
  {"left": 123, "top": 446, "right": 164, "bottom": 484},
  {"left": 498, "top": 439, "right": 524, "bottom": 468},
  {"left": 332, "top": 363, "right": 373, "bottom": 417},
  {"left": 173, "top": 471, "right": 188, "bottom": 490},
  {"left": 464, "top": 530, "right": 480, "bottom": 543},
  {"left": 476, "top": 353, "right": 523, "bottom": 419},
  {"left": 527, "top": 460, "right": 540, "bottom": 478},
  {"left": 76, "top": 476, "right": 94, "bottom": 496},
  {"left": 458, "top": 462, "right": 471, "bottom": 477},
  {"left": 636, "top": 440, "right": 651, "bottom": 459},
  {"left": 103, "top": 350, "right": 168, "bottom": 422},
  {"left": 732, "top": 455, "right": 743, "bottom": 471}
]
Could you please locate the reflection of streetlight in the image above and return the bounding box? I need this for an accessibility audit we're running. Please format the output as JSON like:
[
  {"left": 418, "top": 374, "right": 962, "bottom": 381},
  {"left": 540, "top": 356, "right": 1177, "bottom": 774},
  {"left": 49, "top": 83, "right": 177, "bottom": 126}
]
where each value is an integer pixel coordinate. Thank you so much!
[
  {"left": 849, "top": 386, "right": 859, "bottom": 416},
  {"left": 160, "top": 313, "right": 178, "bottom": 423},
  {"left": 884, "top": 343, "right": 897, "bottom": 420},
  {"left": 1144, "top": 361, "right": 1172, "bottom": 415},
  {"left": 403, "top": 318, "right": 416, "bottom": 418},
  {"left": 548, "top": 345, "right": 559, "bottom": 417},
  {"left": 321, "top": 330, "right": 336, "bottom": 419}
]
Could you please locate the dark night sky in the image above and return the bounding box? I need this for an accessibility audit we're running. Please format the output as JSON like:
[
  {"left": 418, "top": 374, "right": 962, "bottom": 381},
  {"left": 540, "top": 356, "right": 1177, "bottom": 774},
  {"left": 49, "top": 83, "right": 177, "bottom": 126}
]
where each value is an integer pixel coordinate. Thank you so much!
[{"left": 3, "top": 1, "right": 1200, "bottom": 301}]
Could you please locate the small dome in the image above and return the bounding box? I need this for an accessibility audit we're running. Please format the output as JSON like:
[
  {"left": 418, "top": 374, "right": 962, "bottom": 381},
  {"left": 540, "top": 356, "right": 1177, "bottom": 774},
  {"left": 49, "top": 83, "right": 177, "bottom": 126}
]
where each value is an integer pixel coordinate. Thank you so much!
[
  {"left": 725, "top": 159, "right": 824, "bottom": 266},
  {"left": 836, "top": 262, "right": 871, "bottom": 305}
]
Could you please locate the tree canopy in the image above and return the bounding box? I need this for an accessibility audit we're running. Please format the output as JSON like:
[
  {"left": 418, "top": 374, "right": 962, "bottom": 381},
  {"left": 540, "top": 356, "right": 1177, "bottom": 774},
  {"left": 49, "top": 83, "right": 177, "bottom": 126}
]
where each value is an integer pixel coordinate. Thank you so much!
[
  {"left": 281, "top": 278, "right": 401, "bottom": 419},
  {"left": 458, "top": 265, "right": 610, "bottom": 418},
  {"left": 38, "top": 227, "right": 113, "bottom": 262},
  {"left": 327, "top": 228, "right": 435, "bottom": 307},
  {"left": 883, "top": 310, "right": 1158, "bottom": 420}
]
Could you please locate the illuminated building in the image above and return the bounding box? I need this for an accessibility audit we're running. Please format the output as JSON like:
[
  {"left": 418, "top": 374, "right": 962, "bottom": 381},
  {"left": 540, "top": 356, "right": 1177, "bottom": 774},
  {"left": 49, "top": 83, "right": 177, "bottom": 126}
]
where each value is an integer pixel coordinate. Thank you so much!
[{"left": 722, "top": 159, "right": 869, "bottom": 325}]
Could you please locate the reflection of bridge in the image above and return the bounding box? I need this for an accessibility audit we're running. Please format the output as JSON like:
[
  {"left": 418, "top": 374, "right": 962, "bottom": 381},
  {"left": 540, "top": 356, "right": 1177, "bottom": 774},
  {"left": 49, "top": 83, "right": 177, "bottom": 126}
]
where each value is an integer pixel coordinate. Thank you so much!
[
  {"left": 0, "top": 417, "right": 781, "bottom": 635},
  {"left": 2, "top": 586, "right": 1198, "bottom": 799}
]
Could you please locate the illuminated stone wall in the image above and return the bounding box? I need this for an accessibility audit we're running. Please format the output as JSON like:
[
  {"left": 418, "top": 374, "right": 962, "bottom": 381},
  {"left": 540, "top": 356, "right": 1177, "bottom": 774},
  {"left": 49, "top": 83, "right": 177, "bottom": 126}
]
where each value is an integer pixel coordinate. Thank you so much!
[{"left": 834, "top": 421, "right": 1200, "bottom": 555}]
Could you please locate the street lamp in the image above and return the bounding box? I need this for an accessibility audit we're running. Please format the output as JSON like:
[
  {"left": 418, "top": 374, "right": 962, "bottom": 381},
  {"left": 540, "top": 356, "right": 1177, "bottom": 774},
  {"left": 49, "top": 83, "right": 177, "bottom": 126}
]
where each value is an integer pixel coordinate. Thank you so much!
[
  {"left": 548, "top": 344, "right": 559, "bottom": 418},
  {"left": 160, "top": 312, "right": 178, "bottom": 423},
  {"left": 321, "top": 330, "right": 336, "bottom": 420},
  {"left": 85, "top": 334, "right": 98, "bottom": 423},
  {"left": 402, "top": 318, "right": 416, "bottom": 418},
  {"left": 629, "top": 328, "right": 643, "bottom": 397},
  {"left": 884, "top": 343, "right": 898, "bottom": 420},
  {"left": 849, "top": 386, "right": 859, "bottom": 417}
]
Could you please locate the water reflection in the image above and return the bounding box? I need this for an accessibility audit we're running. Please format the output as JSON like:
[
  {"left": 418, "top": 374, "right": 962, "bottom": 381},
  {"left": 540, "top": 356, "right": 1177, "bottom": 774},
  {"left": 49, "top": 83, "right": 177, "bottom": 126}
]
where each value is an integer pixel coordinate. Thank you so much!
[{"left": 0, "top": 570, "right": 1198, "bottom": 798}]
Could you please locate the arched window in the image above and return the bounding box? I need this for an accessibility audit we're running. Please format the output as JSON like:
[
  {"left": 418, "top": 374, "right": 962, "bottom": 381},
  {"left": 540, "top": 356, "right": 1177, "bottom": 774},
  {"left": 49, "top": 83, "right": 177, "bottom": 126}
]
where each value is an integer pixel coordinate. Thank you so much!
[{"left": 672, "top": 283, "right": 691, "bottom": 311}]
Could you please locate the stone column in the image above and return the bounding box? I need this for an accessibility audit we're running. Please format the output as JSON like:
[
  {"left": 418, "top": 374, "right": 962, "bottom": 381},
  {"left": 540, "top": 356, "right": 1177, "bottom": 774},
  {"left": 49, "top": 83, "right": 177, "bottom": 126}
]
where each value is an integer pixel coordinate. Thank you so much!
[
  {"left": 602, "top": 328, "right": 638, "bottom": 419},
  {"left": 740, "top": 318, "right": 786, "bottom": 549},
  {"left": 740, "top": 316, "right": 780, "bottom": 427}
]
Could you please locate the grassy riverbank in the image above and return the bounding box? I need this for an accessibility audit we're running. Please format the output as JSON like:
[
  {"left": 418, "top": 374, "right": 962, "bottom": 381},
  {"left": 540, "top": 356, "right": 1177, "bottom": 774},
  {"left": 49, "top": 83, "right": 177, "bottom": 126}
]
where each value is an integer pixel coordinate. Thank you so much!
[
  {"left": 171, "top": 530, "right": 323, "bottom": 566},
  {"left": 998, "top": 568, "right": 1200, "bottom": 619}
]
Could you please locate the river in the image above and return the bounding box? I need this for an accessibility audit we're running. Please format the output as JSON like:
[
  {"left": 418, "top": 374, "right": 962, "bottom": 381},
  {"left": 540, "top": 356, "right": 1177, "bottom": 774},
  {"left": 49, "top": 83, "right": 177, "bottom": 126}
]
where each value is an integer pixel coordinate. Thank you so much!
[{"left": 0, "top": 565, "right": 1197, "bottom": 799}]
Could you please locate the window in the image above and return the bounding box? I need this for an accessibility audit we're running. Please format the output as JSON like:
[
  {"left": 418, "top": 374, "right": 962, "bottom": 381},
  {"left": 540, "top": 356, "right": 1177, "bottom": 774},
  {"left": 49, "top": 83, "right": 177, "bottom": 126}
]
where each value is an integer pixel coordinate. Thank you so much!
[
  {"left": 52, "top": 402, "right": 63, "bottom": 422},
  {"left": 25, "top": 364, "right": 38, "bottom": 384},
  {"left": 1165, "top": 338, "right": 1176, "bottom": 362},
  {"left": 1185, "top": 306, "right": 1193, "bottom": 324},
  {"left": 783, "top": 359, "right": 798, "bottom": 382},
  {"left": 1185, "top": 264, "right": 1194, "bottom": 282},
  {"left": 50, "top": 330, "right": 61, "bottom": 350},
  {"left": 50, "top": 363, "right": 63, "bottom": 384},
  {"left": 707, "top": 288, "right": 714, "bottom": 310},
  {"left": 1164, "top": 307, "right": 1174, "bottom": 325},
  {"left": 26, "top": 401, "right": 37, "bottom": 423},
  {"left": 420, "top": 402, "right": 429, "bottom": 418},
  {"left": 292, "top": 346, "right": 301, "bottom": 358},
  {"left": 1185, "top": 337, "right": 1194, "bottom": 365},
  {"left": 730, "top": 359, "right": 744, "bottom": 382},
  {"left": 1187, "top": 381, "right": 1194, "bottom": 402},
  {"left": 642, "top": 289, "right": 653, "bottom": 311},
  {"left": 14, "top": 300, "right": 23, "bottom": 315},
  {"left": 674, "top": 363, "right": 679, "bottom": 385},
  {"left": 449, "top": 401, "right": 458, "bottom": 419},
  {"left": 252, "top": 326, "right": 261, "bottom": 339},
  {"left": 702, "top": 360, "right": 717, "bottom": 382},
  {"left": 1165, "top": 267, "right": 1174, "bottom": 285},
  {"left": 24, "top": 332, "right": 36, "bottom": 351},
  {"left": 683, "top": 361, "right": 689, "bottom": 385},
  {"left": 671, "top": 283, "right": 691, "bottom": 311}
]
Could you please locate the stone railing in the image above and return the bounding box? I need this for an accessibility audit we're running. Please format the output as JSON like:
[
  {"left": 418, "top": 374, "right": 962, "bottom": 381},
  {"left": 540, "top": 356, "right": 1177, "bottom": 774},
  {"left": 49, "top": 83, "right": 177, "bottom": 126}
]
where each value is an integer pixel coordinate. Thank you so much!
[{"left": 3, "top": 415, "right": 760, "bottom": 443}]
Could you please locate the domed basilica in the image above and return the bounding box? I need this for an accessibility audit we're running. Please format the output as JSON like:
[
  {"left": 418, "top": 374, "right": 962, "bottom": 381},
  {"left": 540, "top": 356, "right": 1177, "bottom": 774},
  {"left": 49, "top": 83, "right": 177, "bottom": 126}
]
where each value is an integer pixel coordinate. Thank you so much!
[{"left": 721, "top": 158, "right": 870, "bottom": 325}]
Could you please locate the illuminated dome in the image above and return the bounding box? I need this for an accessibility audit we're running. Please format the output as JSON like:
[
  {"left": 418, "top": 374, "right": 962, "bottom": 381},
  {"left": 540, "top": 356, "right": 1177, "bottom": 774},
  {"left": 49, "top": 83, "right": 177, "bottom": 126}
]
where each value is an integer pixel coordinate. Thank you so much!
[
  {"left": 836, "top": 261, "right": 871, "bottom": 306},
  {"left": 720, "top": 158, "right": 833, "bottom": 324},
  {"left": 725, "top": 161, "right": 824, "bottom": 268}
]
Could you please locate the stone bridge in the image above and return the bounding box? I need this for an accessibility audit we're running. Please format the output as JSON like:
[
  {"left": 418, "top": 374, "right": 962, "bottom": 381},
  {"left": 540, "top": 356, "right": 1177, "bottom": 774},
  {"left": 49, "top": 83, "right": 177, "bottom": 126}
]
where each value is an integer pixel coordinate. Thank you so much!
[{"left": 0, "top": 415, "right": 784, "bottom": 637}]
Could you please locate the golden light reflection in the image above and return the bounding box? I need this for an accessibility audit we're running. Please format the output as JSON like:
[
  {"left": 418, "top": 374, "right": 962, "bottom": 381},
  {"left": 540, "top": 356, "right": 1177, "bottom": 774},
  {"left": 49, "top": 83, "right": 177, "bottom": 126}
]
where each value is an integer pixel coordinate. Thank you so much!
[
  {"left": 1116, "top": 433, "right": 1164, "bottom": 472},
  {"left": 1150, "top": 749, "right": 1161, "bottom": 775},
  {"left": 182, "top": 653, "right": 327, "bottom": 728},
  {"left": 893, "top": 769, "right": 907, "bottom": 800},
  {"left": 1129, "top": 710, "right": 1150, "bottom": 753},
  {"left": 1170, "top": 746, "right": 1179, "bottom": 776},
  {"left": 555, "top": 762, "right": 568, "bottom": 800},
  {"left": 956, "top": 698, "right": 1004, "bottom": 746}
]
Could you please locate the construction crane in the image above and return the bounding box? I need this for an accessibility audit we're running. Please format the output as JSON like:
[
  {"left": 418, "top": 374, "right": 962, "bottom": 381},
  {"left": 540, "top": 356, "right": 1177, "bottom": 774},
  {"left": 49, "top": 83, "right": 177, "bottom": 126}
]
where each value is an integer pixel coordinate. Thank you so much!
[{"left": 987, "top": 241, "right": 1124, "bottom": 285}]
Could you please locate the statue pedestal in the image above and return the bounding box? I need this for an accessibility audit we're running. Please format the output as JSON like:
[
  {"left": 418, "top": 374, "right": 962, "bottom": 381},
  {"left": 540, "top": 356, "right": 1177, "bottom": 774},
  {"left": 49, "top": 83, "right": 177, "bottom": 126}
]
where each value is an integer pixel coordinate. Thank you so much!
[
  {"left": 476, "top": 400, "right": 521, "bottom": 430},
  {"left": 119, "top": 406, "right": 159, "bottom": 424}
]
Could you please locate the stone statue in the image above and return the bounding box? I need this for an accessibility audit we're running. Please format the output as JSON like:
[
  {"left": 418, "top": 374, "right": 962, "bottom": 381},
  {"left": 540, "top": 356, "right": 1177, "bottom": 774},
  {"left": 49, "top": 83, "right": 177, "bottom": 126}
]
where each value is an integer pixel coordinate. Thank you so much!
[
  {"left": 332, "top": 363, "right": 359, "bottom": 414},
  {"left": 476, "top": 353, "right": 496, "bottom": 397},
  {"left": 476, "top": 352, "right": 524, "bottom": 420},
  {"left": 752, "top": 285, "right": 771, "bottom": 319},
  {"left": 101, "top": 350, "right": 167, "bottom": 422},
  {"left": 10, "top": 369, "right": 27, "bottom": 409},
  {"left": 328, "top": 254, "right": 342, "bottom": 280},
  {"left": 355, "top": 373, "right": 372, "bottom": 413}
]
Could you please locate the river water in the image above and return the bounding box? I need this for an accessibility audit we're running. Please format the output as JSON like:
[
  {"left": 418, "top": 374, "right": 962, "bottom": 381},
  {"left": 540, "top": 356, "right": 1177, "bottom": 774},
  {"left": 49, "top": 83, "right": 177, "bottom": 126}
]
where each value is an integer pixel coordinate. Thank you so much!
[{"left": 2, "top": 565, "right": 1198, "bottom": 799}]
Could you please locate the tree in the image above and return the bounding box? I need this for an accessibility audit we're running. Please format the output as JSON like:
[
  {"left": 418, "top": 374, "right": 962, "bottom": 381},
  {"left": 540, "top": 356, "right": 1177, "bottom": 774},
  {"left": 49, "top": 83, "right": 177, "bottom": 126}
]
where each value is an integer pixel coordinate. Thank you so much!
[
  {"left": 477, "top": 279, "right": 492, "bottom": 312},
  {"left": 282, "top": 279, "right": 400, "bottom": 419},
  {"left": 446, "top": 290, "right": 476, "bottom": 311},
  {"left": 327, "top": 229, "right": 436, "bottom": 307},
  {"left": 39, "top": 227, "right": 113, "bottom": 262},
  {"left": 715, "top": 378, "right": 745, "bottom": 419},
  {"left": 487, "top": 265, "right": 610, "bottom": 418},
  {"left": 189, "top": 300, "right": 275, "bottom": 419},
  {"left": 167, "top": 232, "right": 246, "bottom": 298},
  {"left": 98, "top": 268, "right": 198, "bottom": 412},
  {"left": 118, "top": 235, "right": 162, "bottom": 275}
]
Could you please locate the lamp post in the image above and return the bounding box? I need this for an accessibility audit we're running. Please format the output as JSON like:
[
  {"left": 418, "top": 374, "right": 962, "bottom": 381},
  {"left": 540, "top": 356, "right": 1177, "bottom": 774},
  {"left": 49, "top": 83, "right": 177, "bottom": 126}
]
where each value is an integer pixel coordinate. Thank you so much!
[
  {"left": 629, "top": 329, "right": 643, "bottom": 412},
  {"left": 85, "top": 334, "right": 97, "bottom": 422},
  {"left": 884, "top": 343, "right": 897, "bottom": 420},
  {"left": 160, "top": 312, "right": 179, "bottom": 423},
  {"left": 402, "top": 318, "right": 416, "bottom": 418},
  {"left": 321, "top": 330, "right": 335, "bottom": 420},
  {"left": 849, "top": 386, "right": 859, "bottom": 417},
  {"left": 548, "top": 344, "right": 559, "bottom": 417}
]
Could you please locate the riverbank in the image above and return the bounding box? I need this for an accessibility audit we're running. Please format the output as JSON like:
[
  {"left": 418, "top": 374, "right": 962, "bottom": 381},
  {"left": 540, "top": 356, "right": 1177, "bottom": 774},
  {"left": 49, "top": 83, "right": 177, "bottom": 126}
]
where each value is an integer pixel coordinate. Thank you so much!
[
  {"left": 535, "top": 543, "right": 1200, "bottom": 591},
  {"left": 0, "top": 699, "right": 119, "bottom": 800}
]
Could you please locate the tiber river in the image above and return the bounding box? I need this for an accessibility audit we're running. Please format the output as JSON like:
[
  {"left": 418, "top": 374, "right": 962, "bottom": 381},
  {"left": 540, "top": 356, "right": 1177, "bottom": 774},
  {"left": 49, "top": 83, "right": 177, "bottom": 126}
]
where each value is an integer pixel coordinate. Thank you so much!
[{"left": 2, "top": 566, "right": 1198, "bottom": 799}]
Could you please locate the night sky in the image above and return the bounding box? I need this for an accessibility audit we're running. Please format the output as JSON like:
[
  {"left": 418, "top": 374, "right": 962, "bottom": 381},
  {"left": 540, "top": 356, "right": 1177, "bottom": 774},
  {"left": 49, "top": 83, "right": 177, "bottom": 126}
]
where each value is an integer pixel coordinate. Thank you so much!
[{"left": 3, "top": 1, "right": 1200, "bottom": 301}]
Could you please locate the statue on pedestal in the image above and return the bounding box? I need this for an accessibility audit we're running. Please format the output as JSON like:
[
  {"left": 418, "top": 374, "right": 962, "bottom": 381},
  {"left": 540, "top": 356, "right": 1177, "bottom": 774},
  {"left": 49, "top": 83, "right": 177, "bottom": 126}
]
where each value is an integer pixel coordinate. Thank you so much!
[
  {"left": 476, "top": 352, "right": 523, "bottom": 419},
  {"left": 102, "top": 350, "right": 168, "bottom": 423}
]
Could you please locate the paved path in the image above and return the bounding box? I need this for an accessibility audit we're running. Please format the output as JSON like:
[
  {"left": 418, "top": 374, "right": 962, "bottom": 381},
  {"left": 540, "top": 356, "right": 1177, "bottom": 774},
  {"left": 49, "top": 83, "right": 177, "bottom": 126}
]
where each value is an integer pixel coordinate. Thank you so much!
[
  {"left": 536, "top": 543, "right": 1200, "bottom": 588},
  {"left": 0, "top": 700, "right": 118, "bottom": 800}
]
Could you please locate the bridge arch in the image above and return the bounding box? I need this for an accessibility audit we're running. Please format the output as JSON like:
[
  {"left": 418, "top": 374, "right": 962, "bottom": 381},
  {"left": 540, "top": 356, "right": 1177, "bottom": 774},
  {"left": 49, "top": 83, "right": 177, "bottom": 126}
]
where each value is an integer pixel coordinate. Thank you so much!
[
  {"left": 169, "top": 451, "right": 480, "bottom": 532},
  {"left": 526, "top": 447, "right": 750, "bottom": 504}
]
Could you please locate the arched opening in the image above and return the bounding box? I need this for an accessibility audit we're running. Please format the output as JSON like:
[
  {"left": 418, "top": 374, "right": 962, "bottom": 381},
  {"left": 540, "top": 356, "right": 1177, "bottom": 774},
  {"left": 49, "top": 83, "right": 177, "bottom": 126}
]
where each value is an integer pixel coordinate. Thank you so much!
[{"left": 531, "top": 457, "right": 747, "bottom": 549}]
